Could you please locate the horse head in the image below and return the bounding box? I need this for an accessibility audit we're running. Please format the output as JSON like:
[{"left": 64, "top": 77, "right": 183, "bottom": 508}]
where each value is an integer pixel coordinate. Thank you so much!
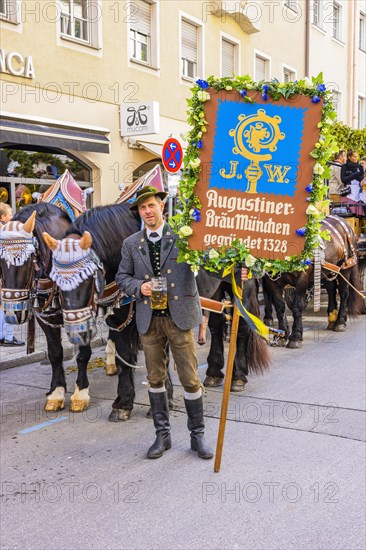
[
  {"left": 43, "top": 230, "right": 105, "bottom": 346},
  {"left": 0, "top": 211, "right": 37, "bottom": 324}
]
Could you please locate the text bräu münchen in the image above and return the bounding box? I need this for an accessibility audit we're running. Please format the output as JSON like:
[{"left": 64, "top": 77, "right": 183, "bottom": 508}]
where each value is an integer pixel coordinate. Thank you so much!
[{"left": 203, "top": 190, "right": 295, "bottom": 253}]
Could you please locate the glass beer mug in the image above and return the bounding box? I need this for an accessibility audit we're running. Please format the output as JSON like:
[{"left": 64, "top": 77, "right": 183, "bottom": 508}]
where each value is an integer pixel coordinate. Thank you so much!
[{"left": 150, "top": 277, "right": 168, "bottom": 310}]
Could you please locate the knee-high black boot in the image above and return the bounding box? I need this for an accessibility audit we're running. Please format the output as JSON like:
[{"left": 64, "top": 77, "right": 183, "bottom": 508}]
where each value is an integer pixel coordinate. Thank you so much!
[
  {"left": 147, "top": 390, "right": 171, "bottom": 459},
  {"left": 184, "top": 395, "right": 213, "bottom": 459}
]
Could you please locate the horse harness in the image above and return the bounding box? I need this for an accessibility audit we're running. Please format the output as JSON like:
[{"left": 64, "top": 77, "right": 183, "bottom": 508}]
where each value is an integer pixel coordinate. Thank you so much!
[{"left": 321, "top": 215, "right": 358, "bottom": 279}]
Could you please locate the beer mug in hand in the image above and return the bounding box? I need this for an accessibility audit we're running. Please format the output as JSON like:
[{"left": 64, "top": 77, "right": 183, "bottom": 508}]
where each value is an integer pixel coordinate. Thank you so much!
[{"left": 150, "top": 277, "right": 168, "bottom": 310}]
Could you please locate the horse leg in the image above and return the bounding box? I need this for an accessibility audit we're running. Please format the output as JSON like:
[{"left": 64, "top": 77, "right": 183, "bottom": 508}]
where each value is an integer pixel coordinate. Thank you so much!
[
  {"left": 105, "top": 336, "right": 118, "bottom": 376},
  {"left": 262, "top": 277, "right": 274, "bottom": 327},
  {"left": 109, "top": 323, "right": 138, "bottom": 422},
  {"left": 70, "top": 345, "right": 92, "bottom": 412},
  {"left": 333, "top": 277, "right": 349, "bottom": 332},
  {"left": 203, "top": 312, "right": 226, "bottom": 387},
  {"left": 323, "top": 279, "right": 338, "bottom": 330},
  {"left": 41, "top": 322, "right": 67, "bottom": 412},
  {"left": 286, "top": 278, "right": 309, "bottom": 349},
  {"left": 270, "top": 287, "right": 290, "bottom": 346}
]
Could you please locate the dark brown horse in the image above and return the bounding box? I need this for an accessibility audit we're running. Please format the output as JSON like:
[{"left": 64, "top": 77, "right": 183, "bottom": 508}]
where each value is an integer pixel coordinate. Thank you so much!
[{"left": 263, "top": 215, "right": 363, "bottom": 348}]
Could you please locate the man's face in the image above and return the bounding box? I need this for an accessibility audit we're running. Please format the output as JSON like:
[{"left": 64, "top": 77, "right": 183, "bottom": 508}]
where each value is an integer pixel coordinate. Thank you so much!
[{"left": 138, "top": 196, "right": 164, "bottom": 230}]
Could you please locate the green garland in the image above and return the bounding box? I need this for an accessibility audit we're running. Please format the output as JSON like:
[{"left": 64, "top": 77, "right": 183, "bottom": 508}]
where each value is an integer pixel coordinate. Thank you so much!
[{"left": 171, "top": 73, "right": 338, "bottom": 277}]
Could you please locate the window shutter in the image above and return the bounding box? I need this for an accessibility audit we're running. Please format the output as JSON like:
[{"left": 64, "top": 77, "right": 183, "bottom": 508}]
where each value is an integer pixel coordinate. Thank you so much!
[
  {"left": 133, "top": 0, "right": 151, "bottom": 35},
  {"left": 255, "top": 56, "right": 266, "bottom": 81},
  {"left": 182, "top": 20, "right": 197, "bottom": 62},
  {"left": 222, "top": 40, "right": 235, "bottom": 77}
]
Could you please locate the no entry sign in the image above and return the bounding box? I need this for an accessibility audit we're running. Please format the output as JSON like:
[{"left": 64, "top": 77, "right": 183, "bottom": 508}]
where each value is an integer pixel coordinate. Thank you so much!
[{"left": 162, "top": 138, "right": 183, "bottom": 173}]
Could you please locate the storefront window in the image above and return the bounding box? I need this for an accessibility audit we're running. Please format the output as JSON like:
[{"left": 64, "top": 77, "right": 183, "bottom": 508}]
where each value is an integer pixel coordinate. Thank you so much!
[{"left": 0, "top": 147, "right": 92, "bottom": 211}]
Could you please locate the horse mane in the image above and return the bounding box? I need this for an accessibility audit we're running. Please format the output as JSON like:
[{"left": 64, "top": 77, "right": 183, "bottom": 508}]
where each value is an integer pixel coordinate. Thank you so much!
[
  {"left": 65, "top": 203, "right": 141, "bottom": 271},
  {"left": 13, "top": 203, "right": 72, "bottom": 272}
]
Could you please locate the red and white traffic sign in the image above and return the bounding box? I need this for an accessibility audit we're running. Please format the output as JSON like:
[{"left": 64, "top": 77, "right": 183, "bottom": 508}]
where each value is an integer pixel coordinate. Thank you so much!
[{"left": 162, "top": 138, "right": 183, "bottom": 173}]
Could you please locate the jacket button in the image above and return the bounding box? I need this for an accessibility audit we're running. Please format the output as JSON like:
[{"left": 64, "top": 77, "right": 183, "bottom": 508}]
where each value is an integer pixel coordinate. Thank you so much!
[
  {"left": 167, "top": 269, "right": 172, "bottom": 274},
  {"left": 171, "top": 283, "right": 175, "bottom": 287},
  {"left": 174, "top": 296, "right": 178, "bottom": 301},
  {"left": 145, "top": 275, "right": 149, "bottom": 279},
  {"left": 144, "top": 300, "right": 148, "bottom": 305}
]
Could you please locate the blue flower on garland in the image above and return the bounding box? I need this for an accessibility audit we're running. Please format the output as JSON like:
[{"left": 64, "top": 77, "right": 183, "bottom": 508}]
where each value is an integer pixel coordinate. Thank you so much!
[
  {"left": 196, "top": 140, "right": 203, "bottom": 149},
  {"left": 192, "top": 208, "right": 201, "bottom": 222},
  {"left": 262, "top": 93, "right": 269, "bottom": 101},
  {"left": 262, "top": 84, "right": 269, "bottom": 93},
  {"left": 296, "top": 227, "right": 307, "bottom": 236},
  {"left": 311, "top": 95, "right": 321, "bottom": 103},
  {"left": 317, "top": 84, "right": 326, "bottom": 92},
  {"left": 196, "top": 79, "right": 209, "bottom": 89},
  {"left": 305, "top": 184, "right": 313, "bottom": 193},
  {"left": 240, "top": 89, "right": 247, "bottom": 97},
  {"left": 305, "top": 258, "right": 312, "bottom": 266}
]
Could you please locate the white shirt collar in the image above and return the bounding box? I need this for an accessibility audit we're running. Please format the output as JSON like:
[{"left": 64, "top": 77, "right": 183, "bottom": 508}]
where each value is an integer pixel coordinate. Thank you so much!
[{"left": 146, "top": 223, "right": 164, "bottom": 241}]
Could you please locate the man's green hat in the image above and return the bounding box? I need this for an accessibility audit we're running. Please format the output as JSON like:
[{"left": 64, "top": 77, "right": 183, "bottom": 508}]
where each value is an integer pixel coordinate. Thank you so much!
[{"left": 129, "top": 186, "right": 168, "bottom": 211}]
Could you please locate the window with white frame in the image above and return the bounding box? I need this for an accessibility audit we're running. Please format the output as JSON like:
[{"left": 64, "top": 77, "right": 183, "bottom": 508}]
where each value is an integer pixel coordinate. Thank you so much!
[
  {"left": 0, "top": 0, "right": 20, "bottom": 23},
  {"left": 283, "top": 67, "right": 296, "bottom": 83},
  {"left": 255, "top": 54, "right": 270, "bottom": 81},
  {"left": 331, "top": 90, "right": 341, "bottom": 119},
  {"left": 358, "top": 96, "right": 366, "bottom": 129},
  {"left": 313, "top": 0, "right": 321, "bottom": 27},
  {"left": 332, "top": 1, "right": 342, "bottom": 40},
  {"left": 221, "top": 39, "right": 237, "bottom": 77},
  {"left": 60, "top": 0, "right": 100, "bottom": 48},
  {"left": 360, "top": 12, "right": 366, "bottom": 52},
  {"left": 181, "top": 19, "right": 198, "bottom": 80},
  {"left": 284, "top": 0, "right": 298, "bottom": 13},
  {"left": 129, "top": 0, "right": 153, "bottom": 65}
]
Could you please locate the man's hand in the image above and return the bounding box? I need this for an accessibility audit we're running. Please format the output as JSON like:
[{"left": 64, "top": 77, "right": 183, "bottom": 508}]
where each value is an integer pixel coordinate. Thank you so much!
[
  {"left": 141, "top": 281, "right": 152, "bottom": 296},
  {"left": 241, "top": 267, "right": 249, "bottom": 281}
]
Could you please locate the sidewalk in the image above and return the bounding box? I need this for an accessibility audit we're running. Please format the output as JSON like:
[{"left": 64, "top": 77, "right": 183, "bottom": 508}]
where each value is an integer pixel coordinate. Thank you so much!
[{"left": 0, "top": 317, "right": 109, "bottom": 370}]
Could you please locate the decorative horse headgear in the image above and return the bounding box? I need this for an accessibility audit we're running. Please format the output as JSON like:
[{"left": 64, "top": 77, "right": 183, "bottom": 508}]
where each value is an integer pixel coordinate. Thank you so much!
[
  {"left": 36, "top": 170, "right": 90, "bottom": 221},
  {"left": 0, "top": 212, "right": 37, "bottom": 267},
  {"left": 116, "top": 164, "right": 164, "bottom": 205},
  {"left": 43, "top": 232, "right": 102, "bottom": 291}
]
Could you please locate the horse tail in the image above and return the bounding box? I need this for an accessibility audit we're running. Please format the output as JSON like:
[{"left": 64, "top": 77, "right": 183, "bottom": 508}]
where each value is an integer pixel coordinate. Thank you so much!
[
  {"left": 243, "top": 284, "right": 270, "bottom": 375},
  {"left": 346, "top": 264, "right": 363, "bottom": 317}
]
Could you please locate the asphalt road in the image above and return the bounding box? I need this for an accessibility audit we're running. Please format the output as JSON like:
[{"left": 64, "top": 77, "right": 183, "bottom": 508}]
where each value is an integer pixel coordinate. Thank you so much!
[{"left": 1, "top": 309, "right": 365, "bottom": 550}]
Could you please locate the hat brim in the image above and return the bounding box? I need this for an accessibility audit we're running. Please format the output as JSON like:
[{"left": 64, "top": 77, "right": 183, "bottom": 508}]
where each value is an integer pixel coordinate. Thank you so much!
[{"left": 129, "top": 191, "right": 168, "bottom": 210}]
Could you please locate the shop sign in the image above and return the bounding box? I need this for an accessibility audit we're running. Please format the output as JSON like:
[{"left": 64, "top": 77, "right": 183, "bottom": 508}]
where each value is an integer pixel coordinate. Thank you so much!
[
  {"left": 0, "top": 49, "right": 35, "bottom": 79},
  {"left": 120, "top": 101, "right": 159, "bottom": 137}
]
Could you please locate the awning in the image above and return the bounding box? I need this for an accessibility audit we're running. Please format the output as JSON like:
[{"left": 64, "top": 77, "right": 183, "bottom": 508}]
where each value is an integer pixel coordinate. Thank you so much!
[
  {"left": 0, "top": 116, "right": 110, "bottom": 153},
  {"left": 135, "top": 140, "right": 163, "bottom": 157}
]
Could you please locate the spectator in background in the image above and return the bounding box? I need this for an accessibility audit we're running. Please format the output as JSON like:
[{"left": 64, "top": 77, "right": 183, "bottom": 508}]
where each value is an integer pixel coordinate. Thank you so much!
[
  {"left": 340, "top": 151, "right": 365, "bottom": 216},
  {"left": 0, "top": 203, "right": 25, "bottom": 347}
]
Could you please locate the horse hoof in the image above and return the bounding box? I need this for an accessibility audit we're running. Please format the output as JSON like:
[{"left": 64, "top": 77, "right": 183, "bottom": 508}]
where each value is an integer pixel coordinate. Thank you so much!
[
  {"left": 203, "top": 376, "right": 224, "bottom": 388},
  {"left": 105, "top": 364, "right": 118, "bottom": 376},
  {"left": 197, "top": 339, "right": 206, "bottom": 346},
  {"left": 327, "top": 322, "right": 335, "bottom": 331},
  {"left": 230, "top": 380, "right": 246, "bottom": 392},
  {"left": 44, "top": 400, "right": 65, "bottom": 412},
  {"left": 286, "top": 340, "right": 302, "bottom": 349},
  {"left": 334, "top": 324, "right": 346, "bottom": 332},
  {"left": 109, "top": 408, "right": 131, "bottom": 422},
  {"left": 264, "top": 318, "right": 274, "bottom": 327},
  {"left": 70, "top": 400, "right": 89, "bottom": 413}
]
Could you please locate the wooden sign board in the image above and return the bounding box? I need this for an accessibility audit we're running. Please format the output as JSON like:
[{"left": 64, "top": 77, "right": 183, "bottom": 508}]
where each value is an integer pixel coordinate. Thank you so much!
[{"left": 187, "top": 90, "right": 323, "bottom": 261}]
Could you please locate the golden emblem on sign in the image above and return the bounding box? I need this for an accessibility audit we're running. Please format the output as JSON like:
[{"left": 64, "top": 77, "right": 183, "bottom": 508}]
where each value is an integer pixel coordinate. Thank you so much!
[{"left": 220, "top": 108, "right": 286, "bottom": 194}]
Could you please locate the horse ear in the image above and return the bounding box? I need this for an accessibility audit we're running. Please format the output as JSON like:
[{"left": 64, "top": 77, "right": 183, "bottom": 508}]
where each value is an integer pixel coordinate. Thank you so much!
[
  {"left": 22, "top": 211, "right": 37, "bottom": 234},
  {"left": 42, "top": 232, "right": 59, "bottom": 251},
  {"left": 79, "top": 231, "right": 93, "bottom": 250}
]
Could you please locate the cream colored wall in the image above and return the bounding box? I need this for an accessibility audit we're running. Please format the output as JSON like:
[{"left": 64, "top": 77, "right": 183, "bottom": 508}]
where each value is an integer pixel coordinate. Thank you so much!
[{"left": 0, "top": 0, "right": 363, "bottom": 205}]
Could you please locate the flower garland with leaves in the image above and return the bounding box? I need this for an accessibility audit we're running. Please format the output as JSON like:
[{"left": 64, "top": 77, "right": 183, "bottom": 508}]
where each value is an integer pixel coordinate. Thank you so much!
[{"left": 170, "top": 73, "right": 338, "bottom": 277}]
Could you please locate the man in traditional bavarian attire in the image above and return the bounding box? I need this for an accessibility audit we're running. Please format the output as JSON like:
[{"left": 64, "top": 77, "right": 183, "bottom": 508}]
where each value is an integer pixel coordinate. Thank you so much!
[{"left": 116, "top": 186, "right": 213, "bottom": 460}]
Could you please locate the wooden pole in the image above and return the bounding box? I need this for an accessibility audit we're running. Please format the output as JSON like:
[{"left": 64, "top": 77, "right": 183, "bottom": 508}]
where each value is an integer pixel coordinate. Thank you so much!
[
  {"left": 27, "top": 315, "right": 35, "bottom": 355},
  {"left": 214, "top": 300, "right": 240, "bottom": 473}
]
